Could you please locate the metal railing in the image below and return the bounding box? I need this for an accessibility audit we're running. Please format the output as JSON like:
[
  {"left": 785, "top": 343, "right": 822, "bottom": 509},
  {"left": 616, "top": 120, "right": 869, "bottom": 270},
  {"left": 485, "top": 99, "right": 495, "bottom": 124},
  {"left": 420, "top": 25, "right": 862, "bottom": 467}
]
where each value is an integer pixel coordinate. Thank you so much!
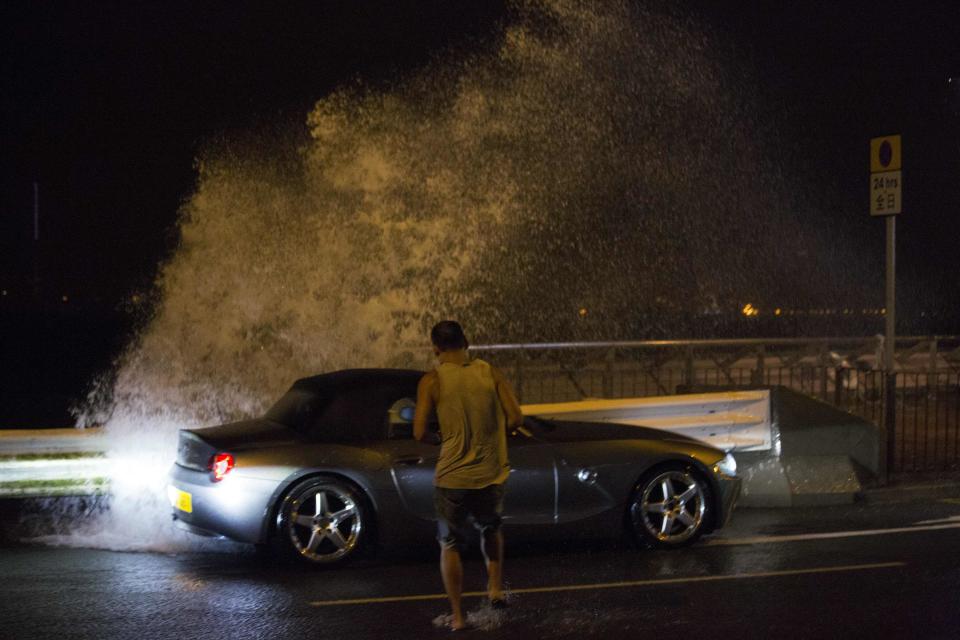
[
  {"left": 470, "top": 337, "right": 960, "bottom": 473},
  {"left": 833, "top": 369, "right": 960, "bottom": 474}
]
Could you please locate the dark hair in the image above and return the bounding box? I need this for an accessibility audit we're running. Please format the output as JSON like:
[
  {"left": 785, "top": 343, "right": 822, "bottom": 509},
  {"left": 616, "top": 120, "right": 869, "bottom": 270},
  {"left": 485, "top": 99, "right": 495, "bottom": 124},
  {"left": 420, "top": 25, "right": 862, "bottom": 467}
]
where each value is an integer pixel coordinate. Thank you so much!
[{"left": 430, "top": 320, "right": 468, "bottom": 351}]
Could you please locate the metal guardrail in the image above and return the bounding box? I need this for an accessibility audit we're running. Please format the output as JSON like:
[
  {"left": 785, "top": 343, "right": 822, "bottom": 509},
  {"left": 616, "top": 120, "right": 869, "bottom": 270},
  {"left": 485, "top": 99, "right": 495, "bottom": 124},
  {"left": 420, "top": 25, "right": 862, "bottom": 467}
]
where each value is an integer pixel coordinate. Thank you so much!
[{"left": 0, "top": 429, "right": 108, "bottom": 497}]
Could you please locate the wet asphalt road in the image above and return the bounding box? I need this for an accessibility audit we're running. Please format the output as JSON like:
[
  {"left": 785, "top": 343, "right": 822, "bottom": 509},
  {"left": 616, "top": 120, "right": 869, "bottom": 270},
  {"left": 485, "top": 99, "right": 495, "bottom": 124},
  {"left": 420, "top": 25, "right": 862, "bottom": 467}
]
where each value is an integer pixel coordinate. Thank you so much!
[{"left": 2, "top": 494, "right": 960, "bottom": 640}]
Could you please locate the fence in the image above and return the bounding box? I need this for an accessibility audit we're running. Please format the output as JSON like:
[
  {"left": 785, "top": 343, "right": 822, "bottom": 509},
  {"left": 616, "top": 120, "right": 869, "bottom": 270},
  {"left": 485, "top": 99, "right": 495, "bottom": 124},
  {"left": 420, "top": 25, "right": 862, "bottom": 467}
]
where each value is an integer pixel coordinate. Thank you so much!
[
  {"left": 471, "top": 337, "right": 960, "bottom": 473},
  {"left": 834, "top": 369, "right": 960, "bottom": 473}
]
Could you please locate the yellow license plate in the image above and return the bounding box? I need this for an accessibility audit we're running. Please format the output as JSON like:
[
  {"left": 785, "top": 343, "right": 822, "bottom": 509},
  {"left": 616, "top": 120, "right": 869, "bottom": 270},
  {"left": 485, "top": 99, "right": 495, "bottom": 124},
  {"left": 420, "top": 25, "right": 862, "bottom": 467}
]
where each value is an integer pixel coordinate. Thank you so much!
[{"left": 167, "top": 486, "right": 193, "bottom": 513}]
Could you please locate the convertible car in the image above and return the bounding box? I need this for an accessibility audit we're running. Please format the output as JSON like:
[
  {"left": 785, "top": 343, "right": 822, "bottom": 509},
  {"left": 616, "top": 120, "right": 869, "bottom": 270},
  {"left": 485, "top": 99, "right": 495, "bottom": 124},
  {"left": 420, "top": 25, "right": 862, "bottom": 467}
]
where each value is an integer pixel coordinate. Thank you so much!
[{"left": 167, "top": 369, "right": 740, "bottom": 565}]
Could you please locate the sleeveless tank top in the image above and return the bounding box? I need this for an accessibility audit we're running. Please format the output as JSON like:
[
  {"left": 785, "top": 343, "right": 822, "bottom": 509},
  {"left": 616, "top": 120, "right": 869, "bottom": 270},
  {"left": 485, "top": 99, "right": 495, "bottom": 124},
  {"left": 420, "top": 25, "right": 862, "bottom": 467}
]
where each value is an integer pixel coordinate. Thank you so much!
[{"left": 433, "top": 359, "right": 510, "bottom": 489}]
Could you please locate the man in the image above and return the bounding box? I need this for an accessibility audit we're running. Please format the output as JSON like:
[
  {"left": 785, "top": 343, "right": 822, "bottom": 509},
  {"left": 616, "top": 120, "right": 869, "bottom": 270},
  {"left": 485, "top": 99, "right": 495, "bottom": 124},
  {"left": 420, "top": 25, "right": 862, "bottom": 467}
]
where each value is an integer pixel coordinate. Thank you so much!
[{"left": 413, "top": 320, "right": 523, "bottom": 631}]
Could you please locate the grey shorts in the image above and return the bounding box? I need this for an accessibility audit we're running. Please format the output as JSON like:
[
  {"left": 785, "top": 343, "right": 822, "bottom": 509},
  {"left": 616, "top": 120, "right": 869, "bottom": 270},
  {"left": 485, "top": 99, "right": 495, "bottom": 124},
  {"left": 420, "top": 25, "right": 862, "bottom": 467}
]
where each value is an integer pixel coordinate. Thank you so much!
[{"left": 434, "top": 484, "right": 505, "bottom": 551}]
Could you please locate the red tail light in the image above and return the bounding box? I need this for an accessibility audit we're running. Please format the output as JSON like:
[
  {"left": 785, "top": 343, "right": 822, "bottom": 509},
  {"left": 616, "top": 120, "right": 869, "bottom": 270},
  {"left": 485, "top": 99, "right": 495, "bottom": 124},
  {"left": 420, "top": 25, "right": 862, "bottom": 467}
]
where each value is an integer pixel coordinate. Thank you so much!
[{"left": 208, "top": 453, "right": 235, "bottom": 481}]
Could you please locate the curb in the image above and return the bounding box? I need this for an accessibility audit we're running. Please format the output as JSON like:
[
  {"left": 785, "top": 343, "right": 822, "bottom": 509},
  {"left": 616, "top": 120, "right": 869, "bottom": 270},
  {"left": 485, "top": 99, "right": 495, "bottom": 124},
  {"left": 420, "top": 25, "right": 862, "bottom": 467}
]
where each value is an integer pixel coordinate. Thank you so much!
[{"left": 861, "top": 478, "right": 960, "bottom": 503}]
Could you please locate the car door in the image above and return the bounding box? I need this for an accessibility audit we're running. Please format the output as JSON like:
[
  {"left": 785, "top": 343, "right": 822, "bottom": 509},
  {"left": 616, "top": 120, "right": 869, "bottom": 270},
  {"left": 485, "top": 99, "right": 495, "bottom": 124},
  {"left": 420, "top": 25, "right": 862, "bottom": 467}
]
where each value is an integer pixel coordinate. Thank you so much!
[
  {"left": 544, "top": 430, "right": 634, "bottom": 524},
  {"left": 387, "top": 402, "right": 557, "bottom": 524},
  {"left": 500, "top": 427, "right": 557, "bottom": 525}
]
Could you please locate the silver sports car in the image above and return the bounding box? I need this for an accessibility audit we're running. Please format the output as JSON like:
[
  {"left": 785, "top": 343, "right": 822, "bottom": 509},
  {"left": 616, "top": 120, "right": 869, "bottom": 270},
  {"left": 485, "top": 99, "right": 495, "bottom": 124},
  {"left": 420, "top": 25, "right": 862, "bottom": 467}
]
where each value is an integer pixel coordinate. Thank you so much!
[{"left": 167, "top": 369, "right": 741, "bottom": 565}]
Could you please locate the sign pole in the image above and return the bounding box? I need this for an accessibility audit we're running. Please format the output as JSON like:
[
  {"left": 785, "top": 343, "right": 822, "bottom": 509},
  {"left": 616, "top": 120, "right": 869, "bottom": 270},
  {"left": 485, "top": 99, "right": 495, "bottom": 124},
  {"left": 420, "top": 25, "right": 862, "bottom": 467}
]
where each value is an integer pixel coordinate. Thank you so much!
[
  {"left": 884, "top": 215, "right": 895, "bottom": 371},
  {"left": 882, "top": 214, "right": 896, "bottom": 485},
  {"left": 869, "top": 133, "right": 902, "bottom": 485}
]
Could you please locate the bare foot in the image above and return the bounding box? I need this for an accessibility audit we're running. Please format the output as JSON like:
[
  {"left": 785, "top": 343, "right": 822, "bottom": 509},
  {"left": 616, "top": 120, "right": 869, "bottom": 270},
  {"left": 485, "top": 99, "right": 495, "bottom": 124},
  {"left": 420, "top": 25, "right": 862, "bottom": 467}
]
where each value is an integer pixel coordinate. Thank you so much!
[{"left": 450, "top": 616, "right": 468, "bottom": 631}]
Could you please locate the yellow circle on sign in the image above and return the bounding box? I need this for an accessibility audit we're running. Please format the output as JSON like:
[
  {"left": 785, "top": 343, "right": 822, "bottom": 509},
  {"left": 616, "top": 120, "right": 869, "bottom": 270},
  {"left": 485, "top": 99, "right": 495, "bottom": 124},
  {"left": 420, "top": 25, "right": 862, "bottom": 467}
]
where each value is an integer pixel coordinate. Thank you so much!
[{"left": 870, "top": 135, "right": 901, "bottom": 173}]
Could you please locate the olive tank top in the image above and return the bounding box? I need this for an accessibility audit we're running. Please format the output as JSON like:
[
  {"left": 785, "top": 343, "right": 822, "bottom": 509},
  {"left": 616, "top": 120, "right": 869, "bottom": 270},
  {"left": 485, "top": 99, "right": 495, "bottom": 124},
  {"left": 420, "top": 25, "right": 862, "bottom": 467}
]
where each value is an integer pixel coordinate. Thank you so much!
[{"left": 433, "top": 359, "right": 510, "bottom": 489}]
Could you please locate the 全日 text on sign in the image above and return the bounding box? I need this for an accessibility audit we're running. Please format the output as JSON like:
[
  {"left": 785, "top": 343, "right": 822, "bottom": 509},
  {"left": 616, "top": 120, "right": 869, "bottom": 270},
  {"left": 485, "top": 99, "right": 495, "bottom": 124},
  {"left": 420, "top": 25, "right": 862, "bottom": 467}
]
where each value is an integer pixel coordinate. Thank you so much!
[{"left": 870, "top": 135, "right": 902, "bottom": 216}]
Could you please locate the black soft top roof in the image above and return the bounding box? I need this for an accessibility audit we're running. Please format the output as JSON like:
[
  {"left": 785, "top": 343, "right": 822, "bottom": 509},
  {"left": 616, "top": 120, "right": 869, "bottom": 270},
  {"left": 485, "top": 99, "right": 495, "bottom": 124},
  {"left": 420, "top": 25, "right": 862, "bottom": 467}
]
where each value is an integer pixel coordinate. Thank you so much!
[
  {"left": 266, "top": 369, "right": 427, "bottom": 440},
  {"left": 291, "top": 368, "right": 425, "bottom": 393}
]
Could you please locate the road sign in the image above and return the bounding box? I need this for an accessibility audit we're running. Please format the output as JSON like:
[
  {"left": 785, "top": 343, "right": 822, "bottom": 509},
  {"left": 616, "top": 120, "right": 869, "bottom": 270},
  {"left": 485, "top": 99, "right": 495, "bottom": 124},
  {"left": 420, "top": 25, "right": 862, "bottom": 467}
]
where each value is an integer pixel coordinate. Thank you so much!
[
  {"left": 870, "top": 135, "right": 901, "bottom": 173},
  {"left": 870, "top": 170, "right": 902, "bottom": 215},
  {"left": 870, "top": 135, "right": 902, "bottom": 216}
]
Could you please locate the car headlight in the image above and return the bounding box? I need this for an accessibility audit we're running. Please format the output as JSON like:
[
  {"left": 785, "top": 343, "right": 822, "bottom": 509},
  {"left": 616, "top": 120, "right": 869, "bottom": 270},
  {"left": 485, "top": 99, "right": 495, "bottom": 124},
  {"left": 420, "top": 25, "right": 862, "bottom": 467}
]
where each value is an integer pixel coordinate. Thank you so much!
[{"left": 714, "top": 453, "right": 737, "bottom": 477}]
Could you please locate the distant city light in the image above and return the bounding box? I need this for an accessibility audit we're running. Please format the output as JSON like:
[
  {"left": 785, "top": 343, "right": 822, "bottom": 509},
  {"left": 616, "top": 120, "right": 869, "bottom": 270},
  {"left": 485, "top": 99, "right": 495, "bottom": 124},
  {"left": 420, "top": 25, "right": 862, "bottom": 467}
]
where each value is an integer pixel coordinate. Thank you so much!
[
  {"left": 62, "top": 295, "right": 69, "bottom": 303},
  {"left": 742, "top": 306, "right": 892, "bottom": 318}
]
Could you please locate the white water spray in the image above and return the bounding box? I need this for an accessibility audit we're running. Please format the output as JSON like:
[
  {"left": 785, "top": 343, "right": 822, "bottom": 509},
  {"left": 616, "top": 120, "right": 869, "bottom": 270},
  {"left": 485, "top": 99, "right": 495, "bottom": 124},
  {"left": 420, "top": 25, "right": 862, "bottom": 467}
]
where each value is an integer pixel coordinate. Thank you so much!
[{"left": 55, "top": 0, "right": 860, "bottom": 551}]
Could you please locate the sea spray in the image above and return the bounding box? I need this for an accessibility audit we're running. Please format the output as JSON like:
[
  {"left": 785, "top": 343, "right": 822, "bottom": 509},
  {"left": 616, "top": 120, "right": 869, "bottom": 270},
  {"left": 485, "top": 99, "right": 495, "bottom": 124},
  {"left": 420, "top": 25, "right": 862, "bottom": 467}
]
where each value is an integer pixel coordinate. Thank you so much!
[{"left": 59, "top": 0, "right": 865, "bottom": 551}]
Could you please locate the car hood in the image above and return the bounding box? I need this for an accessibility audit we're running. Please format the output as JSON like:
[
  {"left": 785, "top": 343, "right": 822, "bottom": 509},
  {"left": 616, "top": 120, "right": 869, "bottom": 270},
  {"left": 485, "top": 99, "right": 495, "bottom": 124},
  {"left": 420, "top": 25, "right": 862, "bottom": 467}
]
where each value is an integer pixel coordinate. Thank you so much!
[{"left": 187, "top": 418, "right": 300, "bottom": 451}]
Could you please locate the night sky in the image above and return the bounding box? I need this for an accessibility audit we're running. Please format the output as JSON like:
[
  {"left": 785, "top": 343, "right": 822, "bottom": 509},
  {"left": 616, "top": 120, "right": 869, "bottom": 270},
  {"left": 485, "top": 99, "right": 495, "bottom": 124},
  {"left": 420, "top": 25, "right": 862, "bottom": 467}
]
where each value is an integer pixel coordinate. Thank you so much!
[
  {"left": 1, "top": 1, "right": 507, "bottom": 308},
  {"left": 2, "top": 0, "right": 959, "bottom": 314}
]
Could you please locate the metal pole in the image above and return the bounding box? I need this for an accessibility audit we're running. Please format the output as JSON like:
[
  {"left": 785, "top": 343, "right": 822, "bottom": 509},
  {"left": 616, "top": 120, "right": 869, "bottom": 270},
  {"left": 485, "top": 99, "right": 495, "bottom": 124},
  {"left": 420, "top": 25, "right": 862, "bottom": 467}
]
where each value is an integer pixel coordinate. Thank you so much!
[
  {"left": 885, "top": 216, "right": 896, "bottom": 371},
  {"left": 752, "top": 345, "right": 765, "bottom": 386},
  {"left": 880, "top": 215, "right": 897, "bottom": 483},
  {"left": 602, "top": 348, "right": 615, "bottom": 398}
]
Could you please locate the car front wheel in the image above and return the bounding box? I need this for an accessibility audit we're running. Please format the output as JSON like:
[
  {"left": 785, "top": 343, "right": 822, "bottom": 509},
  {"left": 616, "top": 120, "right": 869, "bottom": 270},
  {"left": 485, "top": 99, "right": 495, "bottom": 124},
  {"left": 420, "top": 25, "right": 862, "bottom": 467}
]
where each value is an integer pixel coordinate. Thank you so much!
[
  {"left": 629, "top": 465, "right": 711, "bottom": 549},
  {"left": 276, "top": 477, "right": 368, "bottom": 565}
]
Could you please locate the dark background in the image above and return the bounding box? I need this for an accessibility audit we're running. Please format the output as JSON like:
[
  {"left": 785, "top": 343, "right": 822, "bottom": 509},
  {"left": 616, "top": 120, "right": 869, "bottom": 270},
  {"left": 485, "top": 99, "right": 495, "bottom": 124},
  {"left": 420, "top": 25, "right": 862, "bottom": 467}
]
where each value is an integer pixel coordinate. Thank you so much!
[{"left": 2, "top": 1, "right": 959, "bottom": 426}]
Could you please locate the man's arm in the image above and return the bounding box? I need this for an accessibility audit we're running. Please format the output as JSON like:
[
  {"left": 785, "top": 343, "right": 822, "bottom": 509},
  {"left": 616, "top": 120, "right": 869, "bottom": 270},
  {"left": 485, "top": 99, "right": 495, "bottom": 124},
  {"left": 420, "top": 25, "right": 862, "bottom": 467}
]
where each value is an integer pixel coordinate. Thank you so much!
[
  {"left": 492, "top": 366, "right": 524, "bottom": 430},
  {"left": 413, "top": 372, "right": 437, "bottom": 442}
]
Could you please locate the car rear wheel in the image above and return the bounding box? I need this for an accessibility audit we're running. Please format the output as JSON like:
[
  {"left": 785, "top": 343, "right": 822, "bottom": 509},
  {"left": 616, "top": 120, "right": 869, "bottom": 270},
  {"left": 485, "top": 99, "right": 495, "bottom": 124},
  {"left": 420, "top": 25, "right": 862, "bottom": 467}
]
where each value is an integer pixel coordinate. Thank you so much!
[
  {"left": 629, "top": 465, "right": 711, "bottom": 549},
  {"left": 276, "top": 477, "right": 368, "bottom": 565}
]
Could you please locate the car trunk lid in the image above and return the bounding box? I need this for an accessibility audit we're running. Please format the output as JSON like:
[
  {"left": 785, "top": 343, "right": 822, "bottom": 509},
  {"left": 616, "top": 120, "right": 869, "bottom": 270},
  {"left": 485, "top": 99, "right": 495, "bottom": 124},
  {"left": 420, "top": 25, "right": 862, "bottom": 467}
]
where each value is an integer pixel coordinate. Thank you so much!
[{"left": 176, "top": 418, "right": 298, "bottom": 470}]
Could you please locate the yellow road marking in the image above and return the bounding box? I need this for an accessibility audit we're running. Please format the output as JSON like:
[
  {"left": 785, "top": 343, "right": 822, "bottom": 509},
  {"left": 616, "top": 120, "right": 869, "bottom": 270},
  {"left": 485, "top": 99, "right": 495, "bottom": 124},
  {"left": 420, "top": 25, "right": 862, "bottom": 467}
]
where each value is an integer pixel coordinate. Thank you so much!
[{"left": 308, "top": 561, "right": 905, "bottom": 607}]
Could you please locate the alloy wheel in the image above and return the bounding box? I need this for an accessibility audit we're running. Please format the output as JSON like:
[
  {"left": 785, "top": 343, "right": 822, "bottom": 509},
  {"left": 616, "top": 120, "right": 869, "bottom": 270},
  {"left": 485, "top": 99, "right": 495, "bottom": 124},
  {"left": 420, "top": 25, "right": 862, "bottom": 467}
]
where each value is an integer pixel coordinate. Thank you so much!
[
  {"left": 632, "top": 468, "right": 707, "bottom": 547},
  {"left": 282, "top": 480, "right": 364, "bottom": 563}
]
